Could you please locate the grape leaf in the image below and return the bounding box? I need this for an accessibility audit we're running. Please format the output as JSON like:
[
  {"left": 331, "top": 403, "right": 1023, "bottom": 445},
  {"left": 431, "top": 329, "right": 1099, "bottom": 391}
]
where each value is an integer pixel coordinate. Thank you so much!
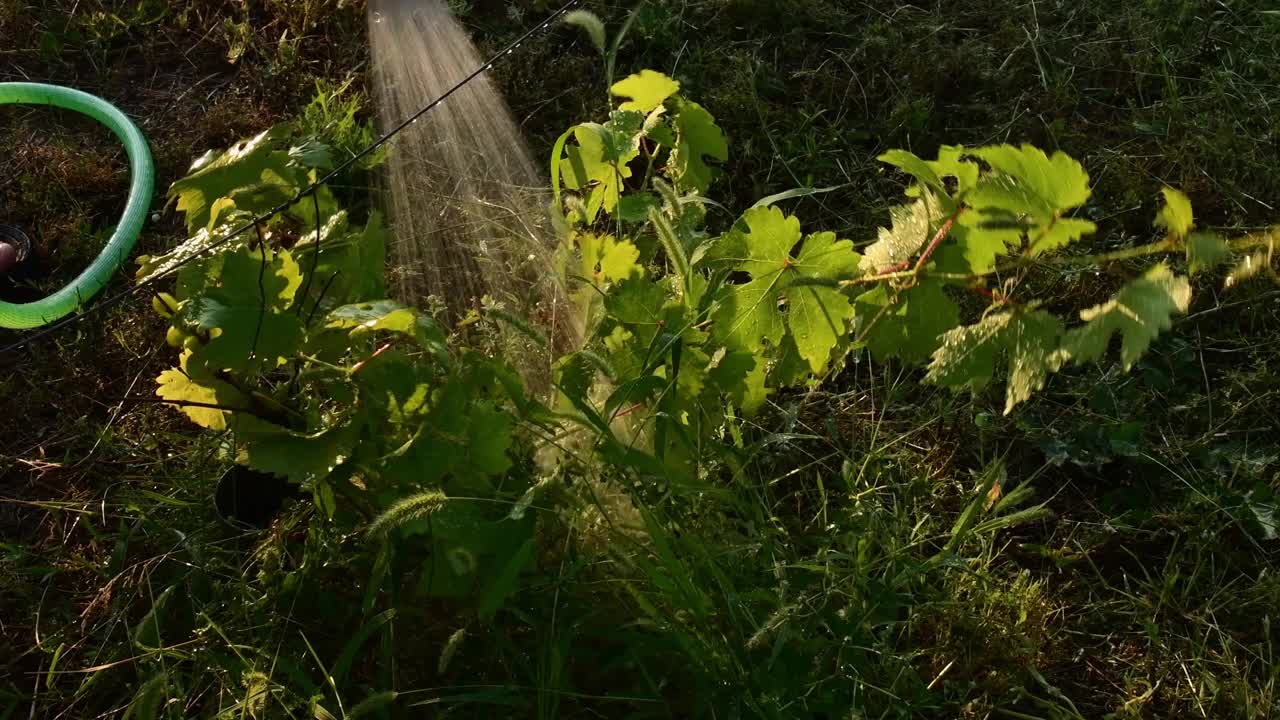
[
  {"left": 218, "top": 247, "right": 302, "bottom": 311},
  {"left": 926, "top": 306, "right": 1064, "bottom": 414},
  {"left": 1057, "top": 264, "right": 1191, "bottom": 370},
  {"left": 311, "top": 211, "right": 388, "bottom": 306},
  {"left": 577, "top": 233, "right": 641, "bottom": 287},
  {"left": 1031, "top": 218, "right": 1098, "bottom": 256},
  {"left": 237, "top": 421, "right": 360, "bottom": 484},
  {"left": 468, "top": 402, "right": 515, "bottom": 476},
  {"left": 600, "top": 111, "right": 646, "bottom": 164},
  {"left": 935, "top": 217, "right": 1022, "bottom": 274},
  {"left": 973, "top": 145, "right": 1092, "bottom": 214},
  {"left": 135, "top": 213, "right": 253, "bottom": 287},
  {"left": 562, "top": 120, "right": 639, "bottom": 220},
  {"left": 860, "top": 195, "right": 937, "bottom": 273},
  {"left": 712, "top": 207, "right": 860, "bottom": 371},
  {"left": 604, "top": 277, "right": 669, "bottom": 325},
  {"left": 669, "top": 99, "right": 728, "bottom": 193},
  {"left": 1187, "top": 231, "right": 1229, "bottom": 275},
  {"left": 734, "top": 360, "right": 772, "bottom": 415},
  {"left": 878, "top": 149, "right": 944, "bottom": 194},
  {"left": 931, "top": 145, "right": 980, "bottom": 195},
  {"left": 327, "top": 300, "right": 448, "bottom": 356},
  {"left": 705, "top": 347, "right": 757, "bottom": 397},
  {"left": 167, "top": 126, "right": 300, "bottom": 233},
  {"left": 1156, "top": 187, "right": 1194, "bottom": 237},
  {"left": 186, "top": 295, "right": 303, "bottom": 372},
  {"left": 967, "top": 145, "right": 1097, "bottom": 256},
  {"left": 155, "top": 350, "right": 254, "bottom": 431},
  {"left": 855, "top": 279, "right": 959, "bottom": 363},
  {"left": 786, "top": 232, "right": 861, "bottom": 372},
  {"left": 618, "top": 192, "right": 660, "bottom": 223},
  {"left": 611, "top": 70, "right": 681, "bottom": 113}
]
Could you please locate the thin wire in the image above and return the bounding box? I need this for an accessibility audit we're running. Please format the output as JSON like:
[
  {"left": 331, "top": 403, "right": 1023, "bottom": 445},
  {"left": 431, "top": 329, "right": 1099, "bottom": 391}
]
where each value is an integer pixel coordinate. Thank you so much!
[
  {"left": 250, "top": 222, "right": 267, "bottom": 361},
  {"left": 0, "top": 0, "right": 582, "bottom": 357}
]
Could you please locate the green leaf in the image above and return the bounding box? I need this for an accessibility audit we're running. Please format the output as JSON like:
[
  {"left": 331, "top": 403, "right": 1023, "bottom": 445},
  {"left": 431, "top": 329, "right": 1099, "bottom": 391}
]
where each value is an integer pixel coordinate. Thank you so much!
[
  {"left": 926, "top": 306, "right": 1065, "bottom": 414},
  {"left": 1187, "top": 231, "right": 1230, "bottom": 275},
  {"left": 327, "top": 301, "right": 448, "bottom": 356},
  {"left": 124, "top": 673, "right": 169, "bottom": 720},
  {"left": 219, "top": 246, "right": 303, "bottom": 311},
  {"left": 563, "top": 9, "right": 606, "bottom": 55},
  {"left": 310, "top": 211, "right": 388, "bottom": 305},
  {"left": 1157, "top": 187, "right": 1194, "bottom": 237},
  {"left": 611, "top": 70, "right": 681, "bottom": 113},
  {"left": 786, "top": 231, "right": 861, "bottom": 372},
  {"left": 135, "top": 213, "right": 251, "bottom": 287},
  {"left": 930, "top": 145, "right": 980, "bottom": 195},
  {"left": 750, "top": 185, "right": 843, "bottom": 210},
  {"left": 478, "top": 539, "right": 535, "bottom": 621},
  {"left": 576, "top": 233, "right": 642, "bottom": 287},
  {"left": 237, "top": 422, "right": 358, "bottom": 484},
  {"left": 712, "top": 208, "right": 860, "bottom": 371},
  {"left": 936, "top": 218, "right": 1021, "bottom": 274},
  {"left": 973, "top": 145, "right": 1092, "bottom": 215},
  {"left": 734, "top": 360, "right": 772, "bottom": 414},
  {"left": 618, "top": 192, "right": 660, "bottom": 223},
  {"left": 709, "top": 207, "right": 796, "bottom": 352},
  {"left": 1030, "top": 217, "right": 1098, "bottom": 256},
  {"left": 156, "top": 351, "right": 251, "bottom": 431},
  {"left": 731, "top": 205, "right": 801, "bottom": 277},
  {"left": 604, "top": 278, "right": 669, "bottom": 328},
  {"left": 347, "top": 691, "right": 399, "bottom": 719},
  {"left": 966, "top": 145, "right": 1096, "bottom": 256},
  {"left": 1057, "top": 264, "right": 1192, "bottom": 370},
  {"left": 468, "top": 403, "right": 515, "bottom": 476},
  {"left": 187, "top": 295, "right": 303, "bottom": 372},
  {"left": 167, "top": 126, "right": 301, "bottom": 233},
  {"left": 669, "top": 99, "right": 728, "bottom": 193},
  {"left": 860, "top": 196, "right": 937, "bottom": 273},
  {"left": 600, "top": 111, "right": 646, "bottom": 164},
  {"left": 878, "top": 149, "right": 944, "bottom": 194},
  {"left": 561, "top": 121, "right": 639, "bottom": 219},
  {"left": 856, "top": 280, "right": 959, "bottom": 363},
  {"left": 715, "top": 274, "right": 785, "bottom": 352}
]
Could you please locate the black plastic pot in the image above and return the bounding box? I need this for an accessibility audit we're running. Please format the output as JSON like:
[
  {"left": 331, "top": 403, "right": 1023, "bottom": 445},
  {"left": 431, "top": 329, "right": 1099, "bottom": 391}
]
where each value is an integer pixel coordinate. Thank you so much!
[
  {"left": 0, "top": 224, "right": 41, "bottom": 303},
  {"left": 214, "top": 466, "right": 307, "bottom": 530},
  {"left": 0, "top": 224, "right": 31, "bottom": 267}
]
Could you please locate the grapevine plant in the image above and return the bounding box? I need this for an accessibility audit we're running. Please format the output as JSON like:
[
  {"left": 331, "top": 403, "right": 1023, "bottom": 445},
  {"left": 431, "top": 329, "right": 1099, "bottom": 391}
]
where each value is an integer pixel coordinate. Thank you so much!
[
  {"left": 549, "top": 66, "right": 1277, "bottom": 486},
  {"left": 145, "top": 65, "right": 1277, "bottom": 613},
  {"left": 141, "top": 123, "right": 549, "bottom": 615}
]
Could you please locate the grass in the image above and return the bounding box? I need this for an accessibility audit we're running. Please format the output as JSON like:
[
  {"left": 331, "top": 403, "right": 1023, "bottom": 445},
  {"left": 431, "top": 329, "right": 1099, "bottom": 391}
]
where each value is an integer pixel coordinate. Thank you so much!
[{"left": 2, "top": 0, "right": 1279, "bottom": 718}]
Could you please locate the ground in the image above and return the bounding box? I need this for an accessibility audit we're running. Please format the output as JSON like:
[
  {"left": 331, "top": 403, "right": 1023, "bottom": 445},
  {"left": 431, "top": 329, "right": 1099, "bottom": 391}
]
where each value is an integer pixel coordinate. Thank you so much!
[{"left": 1, "top": 0, "right": 1278, "bottom": 718}]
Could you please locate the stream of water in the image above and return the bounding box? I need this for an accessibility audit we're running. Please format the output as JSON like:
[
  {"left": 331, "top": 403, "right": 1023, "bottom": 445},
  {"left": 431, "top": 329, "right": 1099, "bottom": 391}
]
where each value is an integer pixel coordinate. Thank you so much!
[{"left": 368, "top": 0, "right": 576, "bottom": 371}]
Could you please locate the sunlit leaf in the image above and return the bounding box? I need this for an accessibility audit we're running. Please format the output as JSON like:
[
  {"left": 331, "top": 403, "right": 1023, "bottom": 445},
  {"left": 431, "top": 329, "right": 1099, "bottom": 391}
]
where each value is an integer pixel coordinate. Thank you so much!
[
  {"left": 1057, "top": 264, "right": 1191, "bottom": 369},
  {"left": 926, "top": 306, "right": 1064, "bottom": 414},
  {"left": 611, "top": 69, "right": 681, "bottom": 113}
]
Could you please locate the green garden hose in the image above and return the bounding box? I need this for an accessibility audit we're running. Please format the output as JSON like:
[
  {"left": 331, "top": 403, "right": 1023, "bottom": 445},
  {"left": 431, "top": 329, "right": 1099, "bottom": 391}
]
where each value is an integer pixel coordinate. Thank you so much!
[{"left": 0, "top": 82, "right": 153, "bottom": 329}]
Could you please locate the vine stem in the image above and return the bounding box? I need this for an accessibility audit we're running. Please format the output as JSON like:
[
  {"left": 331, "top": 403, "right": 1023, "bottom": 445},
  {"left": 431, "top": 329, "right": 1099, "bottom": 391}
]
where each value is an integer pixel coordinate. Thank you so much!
[
  {"left": 351, "top": 341, "right": 396, "bottom": 375},
  {"left": 118, "top": 397, "right": 277, "bottom": 423},
  {"left": 912, "top": 212, "right": 960, "bottom": 273},
  {"left": 839, "top": 225, "right": 1280, "bottom": 289}
]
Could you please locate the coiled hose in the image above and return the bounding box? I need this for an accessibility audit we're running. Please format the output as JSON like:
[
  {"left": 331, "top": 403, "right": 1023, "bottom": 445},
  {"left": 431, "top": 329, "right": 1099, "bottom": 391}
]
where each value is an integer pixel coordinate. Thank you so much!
[{"left": 0, "top": 83, "right": 153, "bottom": 329}]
